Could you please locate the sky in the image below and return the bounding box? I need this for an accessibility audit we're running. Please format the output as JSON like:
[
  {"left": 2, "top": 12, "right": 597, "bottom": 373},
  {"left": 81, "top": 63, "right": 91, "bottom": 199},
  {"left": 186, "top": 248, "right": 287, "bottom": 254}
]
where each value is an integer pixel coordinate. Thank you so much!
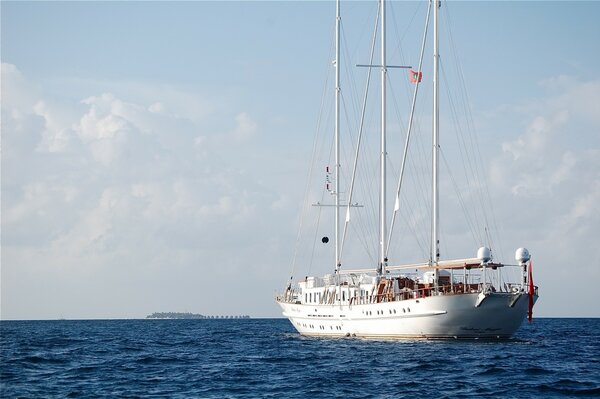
[{"left": 1, "top": 1, "right": 599, "bottom": 319}]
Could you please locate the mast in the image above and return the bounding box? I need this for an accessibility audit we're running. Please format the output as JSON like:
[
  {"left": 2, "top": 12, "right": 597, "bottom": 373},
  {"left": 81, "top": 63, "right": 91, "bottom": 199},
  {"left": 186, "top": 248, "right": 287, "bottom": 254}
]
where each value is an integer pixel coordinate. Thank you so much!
[
  {"left": 334, "top": 0, "right": 341, "bottom": 273},
  {"left": 432, "top": 0, "right": 440, "bottom": 285},
  {"left": 379, "top": 0, "right": 387, "bottom": 276}
]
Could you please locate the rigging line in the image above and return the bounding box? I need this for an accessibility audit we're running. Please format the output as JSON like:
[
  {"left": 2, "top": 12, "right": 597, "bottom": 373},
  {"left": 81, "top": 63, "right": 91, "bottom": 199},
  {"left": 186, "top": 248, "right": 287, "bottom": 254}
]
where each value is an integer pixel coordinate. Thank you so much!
[
  {"left": 386, "top": 0, "right": 432, "bottom": 260},
  {"left": 439, "top": 61, "right": 485, "bottom": 246},
  {"left": 307, "top": 189, "right": 326, "bottom": 276},
  {"left": 484, "top": 226, "right": 495, "bottom": 259},
  {"left": 339, "top": 3, "right": 380, "bottom": 266},
  {"left": 409, "top": 156, "right": 433, "bottom": 251},
  {"left": 439, "top": 61, "right": 472, "bottom": 186},
  {"left": 340, "top": 23, "right": 362, "bottom": 131},
  {"left": 391, "top": 186, "right": 429, "bottom": 258},
  {"left": 389, "top": 3, "right": 420, "bottom": 108},
  {"left": 340, "top": 94, "right": 356, "bottom": 184},
  {"left": 341, "top": 28, "right": 372, "bottom": 205},
  {"left": 348, "top": 210, "right": 377, "bottom": 267},
  {"left": 443, "top": 58, "right": 494, "bottom": 250},
  {"left": 309, "top": 99, "right": 338, "bottom": 276},
  {"left": 288, "top": 25, "right": 336, "bottom": 285},
  {"left": 350, "top": 111, "right": 380, "bottom": 268},
  {"left": 361, "top": 147, "right": 383, "bottom": 266},
  {"left": 443, "top": 4, "right": 504, "bottom": 259},
  {"left": 440, "top": 148, "right": 481, "bottom": 247},
  {"left": 341, "top": 92, "right": 378, "bottom": 264},
  {"left": 411, "top": 84, "right": 433, "bottom": 206},
  {"left": 387, "top": 76, "right": 408, "bottom": 143},
  {"left": 391, "top": 42, "right": 432, "bottom": 249},
  {"left": 395, "top": 146, "right": 431, "bottom": 256},
  {"left": 387, "top": 81, "right": 430, "bottom": 253},
  {"left": 397, "top": 139, "right": 431, "bottom": 250},
  {"left": 406, "top": 208, "right": 429, "bottom": 258},
  {"left": 406, "top": 112, "right": 433, "bottom": 239},
  {"left": 389, "top": 0, "right": 424, "bottom": 69},
  {"left": 306, "top": 67, "right": 337, "bottom": 276},
  {"left": 346, "top": 2, "right": 379, "bottom": 66},
  {"left": 389, "top": 103, "right": 429, "bottom": 260},
  {"left": 347, "top": 109, "right": 379, "bottom": 265},
  {"left": 450, "top": 36, "right": 506, "bottom": 261}
]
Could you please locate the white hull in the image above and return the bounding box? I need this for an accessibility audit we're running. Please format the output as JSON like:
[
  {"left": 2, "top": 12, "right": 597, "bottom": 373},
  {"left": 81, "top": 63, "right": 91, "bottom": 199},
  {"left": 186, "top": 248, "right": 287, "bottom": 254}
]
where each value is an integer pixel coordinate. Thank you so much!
[{"left": 278, "top": 292, "right": 536, "bottom": 339}]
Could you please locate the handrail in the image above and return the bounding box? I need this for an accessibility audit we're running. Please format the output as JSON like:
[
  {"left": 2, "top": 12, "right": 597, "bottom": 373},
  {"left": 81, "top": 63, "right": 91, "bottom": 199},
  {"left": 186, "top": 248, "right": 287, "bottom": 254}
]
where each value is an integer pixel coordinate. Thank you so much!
[
  {"left": 338, "top": 259, "right": 516, "bottom": 274},
  {"left": 278, "top": 281, "right": 530, "bottom": 305}
]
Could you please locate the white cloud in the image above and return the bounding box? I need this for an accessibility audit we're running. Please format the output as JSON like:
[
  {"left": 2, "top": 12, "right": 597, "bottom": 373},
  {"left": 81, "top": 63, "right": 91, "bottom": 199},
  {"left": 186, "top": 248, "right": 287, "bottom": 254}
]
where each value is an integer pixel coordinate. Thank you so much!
[
  {"left": 33, "top": 101, "right": 74, "bottom": 152},
  {"left": 501, "top": 111, "right": 568, "bottom": 162},
  {"left": 5, "top": 60, "right": 595, "bottom": 319},
  {"left": 492, "top": 77, "right": 599, "bottom": 198},
  {"left": 486, "top": 77, "right": 600, "bottom": 316},
  {"left": 231, "top": 111, "right": 257, "bottom": 142},
  {"left": 539, "top": 75, "right": 600, "bottom": 124},
  {"left": 148, "top": 102, "right": 165, "bottom": 114},
  {"left": 1, "top": 63, "right": 40, "bottom": 111},
  {"left": 1, "top": 64, "right": 291, "bottom": 319}
]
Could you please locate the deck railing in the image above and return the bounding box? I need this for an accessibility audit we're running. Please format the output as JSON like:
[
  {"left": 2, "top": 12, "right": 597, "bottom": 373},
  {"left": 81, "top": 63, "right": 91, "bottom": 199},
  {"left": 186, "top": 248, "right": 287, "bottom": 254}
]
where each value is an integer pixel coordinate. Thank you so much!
[{"left": 278, "top": 282, "right": 538, "bottom": 306}]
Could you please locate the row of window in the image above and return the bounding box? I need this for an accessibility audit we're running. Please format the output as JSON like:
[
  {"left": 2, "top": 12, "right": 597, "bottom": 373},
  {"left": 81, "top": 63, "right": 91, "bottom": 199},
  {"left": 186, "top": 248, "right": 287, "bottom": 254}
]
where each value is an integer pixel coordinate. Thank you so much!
[
  {"left": 297, "top": 322, "right": 342, "bottom": 331},
  {"left": 363, "top": 307, "right": 411, "bottom": 316}
]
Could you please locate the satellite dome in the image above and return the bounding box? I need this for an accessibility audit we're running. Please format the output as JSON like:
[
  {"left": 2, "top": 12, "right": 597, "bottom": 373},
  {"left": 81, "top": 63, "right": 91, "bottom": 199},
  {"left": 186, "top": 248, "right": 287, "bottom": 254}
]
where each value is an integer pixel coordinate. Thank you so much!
[
  {"left": 515, "top": 247, "right": 530, "bottom": 263},
  {"left": 477, "top": 247, "right": 491, "bottom": 263}
]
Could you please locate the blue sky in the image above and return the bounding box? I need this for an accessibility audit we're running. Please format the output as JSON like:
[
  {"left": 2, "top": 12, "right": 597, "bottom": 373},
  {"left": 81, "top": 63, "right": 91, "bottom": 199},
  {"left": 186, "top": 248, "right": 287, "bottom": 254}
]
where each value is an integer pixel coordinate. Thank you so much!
[{"left": 2, "top": 1, "right": 599, "bottom": 319}]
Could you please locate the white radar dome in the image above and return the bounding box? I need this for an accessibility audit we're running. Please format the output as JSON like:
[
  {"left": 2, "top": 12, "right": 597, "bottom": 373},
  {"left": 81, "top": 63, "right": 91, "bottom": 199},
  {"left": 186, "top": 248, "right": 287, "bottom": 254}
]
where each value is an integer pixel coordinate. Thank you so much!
[
  {"left": 477, "top": 247, "right": 491, "bottom": 263},
  {"left": 515, "top": 247, "right": 530, "bottom": 263}
]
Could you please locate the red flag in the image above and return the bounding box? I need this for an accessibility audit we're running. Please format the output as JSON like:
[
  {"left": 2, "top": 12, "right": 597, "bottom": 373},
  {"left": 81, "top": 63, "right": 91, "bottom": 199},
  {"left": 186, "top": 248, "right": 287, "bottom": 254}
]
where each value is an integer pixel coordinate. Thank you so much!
[
  {"left": 409, "top": 69, "right": 422, "bottom": 83},
  {"left": 528, "top": 260, "right": 534, "bottom": 323}
]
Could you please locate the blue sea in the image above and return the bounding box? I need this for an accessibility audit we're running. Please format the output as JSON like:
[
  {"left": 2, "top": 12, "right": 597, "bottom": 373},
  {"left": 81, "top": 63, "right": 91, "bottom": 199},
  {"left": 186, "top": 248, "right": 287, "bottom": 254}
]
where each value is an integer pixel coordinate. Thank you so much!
[{"left": 1, "top": 318, "right": 598, "bottom": 398}]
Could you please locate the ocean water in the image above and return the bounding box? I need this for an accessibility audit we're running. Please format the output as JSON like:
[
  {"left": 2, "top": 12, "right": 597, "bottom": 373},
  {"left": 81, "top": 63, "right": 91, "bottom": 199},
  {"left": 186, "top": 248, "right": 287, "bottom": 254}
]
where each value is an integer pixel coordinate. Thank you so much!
[{"left": 1, "top": 318, "right": 598, "bottom": 398}]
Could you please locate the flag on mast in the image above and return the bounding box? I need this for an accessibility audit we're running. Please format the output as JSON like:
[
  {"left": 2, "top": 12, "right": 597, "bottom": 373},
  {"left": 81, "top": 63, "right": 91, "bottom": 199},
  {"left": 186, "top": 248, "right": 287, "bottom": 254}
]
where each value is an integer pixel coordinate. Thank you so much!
[
  {"left": 528, "top": 260, "right": 535, "bottom": 323},
  {"left": 409, "top": 69, "right": 422, "bottom": 83}
]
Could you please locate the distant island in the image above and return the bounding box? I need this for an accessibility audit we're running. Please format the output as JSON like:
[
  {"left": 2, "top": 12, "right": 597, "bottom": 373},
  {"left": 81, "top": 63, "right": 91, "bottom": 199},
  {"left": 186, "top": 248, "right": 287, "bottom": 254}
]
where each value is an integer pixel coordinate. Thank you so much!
[{"left": 146, "top": 312, "right": 250, "bottom": 319}]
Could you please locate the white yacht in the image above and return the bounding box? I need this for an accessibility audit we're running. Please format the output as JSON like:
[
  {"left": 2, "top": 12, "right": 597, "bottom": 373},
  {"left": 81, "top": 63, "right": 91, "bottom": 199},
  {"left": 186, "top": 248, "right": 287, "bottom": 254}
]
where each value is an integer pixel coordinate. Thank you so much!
[{"left": 276, "top": 0, "right": 538, "bottom": 339}]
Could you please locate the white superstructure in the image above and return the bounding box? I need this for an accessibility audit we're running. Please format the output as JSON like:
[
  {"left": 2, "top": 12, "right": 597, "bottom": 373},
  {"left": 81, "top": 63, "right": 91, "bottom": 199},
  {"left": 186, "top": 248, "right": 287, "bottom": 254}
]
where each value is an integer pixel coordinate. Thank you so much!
[{"left": 276, "top": 0, "right": 538, "bottom": 339}]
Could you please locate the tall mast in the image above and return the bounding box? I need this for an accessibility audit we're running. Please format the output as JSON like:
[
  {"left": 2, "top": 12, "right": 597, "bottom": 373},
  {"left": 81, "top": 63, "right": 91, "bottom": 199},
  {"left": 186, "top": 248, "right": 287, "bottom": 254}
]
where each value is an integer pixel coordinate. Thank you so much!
[
  {"left": 334, "top": 0, "right": 341, "bottom": 273},
  {"left": 379, "top": 0, "right": 387, "bottom": 276},
  {"left": 432, "top": 0, "right": 440, "bottom": 280}
]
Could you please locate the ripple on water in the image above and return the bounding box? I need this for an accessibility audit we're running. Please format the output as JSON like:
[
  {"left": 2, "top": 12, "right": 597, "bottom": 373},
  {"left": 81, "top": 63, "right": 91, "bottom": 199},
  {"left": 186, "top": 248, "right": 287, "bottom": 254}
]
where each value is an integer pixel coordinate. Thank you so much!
[
  {"left": 537, "top": 378, "right": 600, "bottom": 397},
  {"left": 1, "top": 318, "right": 599, "bottom": 398}
]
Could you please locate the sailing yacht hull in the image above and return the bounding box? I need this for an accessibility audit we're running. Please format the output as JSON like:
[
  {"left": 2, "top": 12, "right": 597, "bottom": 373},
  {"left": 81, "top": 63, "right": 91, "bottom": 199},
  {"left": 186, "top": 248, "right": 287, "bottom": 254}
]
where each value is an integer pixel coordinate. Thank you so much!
[{"left": 277, "top": 292, "right": 537, "bottom": 339}]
